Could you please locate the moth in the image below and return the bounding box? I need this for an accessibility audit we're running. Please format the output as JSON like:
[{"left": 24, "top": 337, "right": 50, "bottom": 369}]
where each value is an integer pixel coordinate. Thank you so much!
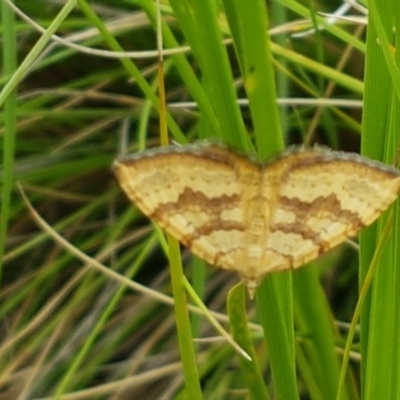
[{"left": 113, "top": 143, "right": 400, "bottom": 297}]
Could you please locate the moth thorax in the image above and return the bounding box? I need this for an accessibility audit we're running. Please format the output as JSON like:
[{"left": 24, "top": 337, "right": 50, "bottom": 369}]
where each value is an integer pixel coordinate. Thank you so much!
[{"left": 249, "top": 208, "right": 267, "bottom": 236}]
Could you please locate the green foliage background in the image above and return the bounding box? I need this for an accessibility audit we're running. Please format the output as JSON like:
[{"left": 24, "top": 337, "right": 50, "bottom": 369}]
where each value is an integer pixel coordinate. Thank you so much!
[{"left": 1, "top": 0, "right": 399, "bottom": 399}]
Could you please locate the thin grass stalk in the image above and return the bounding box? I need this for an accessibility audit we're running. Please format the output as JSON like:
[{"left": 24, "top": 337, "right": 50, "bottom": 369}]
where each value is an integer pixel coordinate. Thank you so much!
[
  {"left": 293, "top": 267, "right": 353, "bottom": 399},
  {"left": 77, "top": 0, "right": 186, "bottom": 143},
  {"left": 0, "top": 0, "right": 77, "bottom": 108},
  {"left": 53, "top": 235, "right": 159, "bottom": 397}
]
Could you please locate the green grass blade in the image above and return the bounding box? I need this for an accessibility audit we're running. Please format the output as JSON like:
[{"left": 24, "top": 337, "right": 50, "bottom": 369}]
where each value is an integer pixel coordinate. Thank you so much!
[
  {"left": 223, "top": 0, "right": 283, "bottom": 157},
  {"left": 223, "top": 1, "right": 298, "bottom": 398},
  {"left": 0, "top": 0, "right": 18, "bottom": 284},
  {"left": 168, "top": 0, "right": 247, "bottom": 148},
  {"left": 167, "top": 236, "right": 203, "bottom": 399},
  {"left": 227, "top": 283, "right": 270, "bottom": 399},
  {"left": 360, "top": 2, "right": 400, "bottom": 398}
]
